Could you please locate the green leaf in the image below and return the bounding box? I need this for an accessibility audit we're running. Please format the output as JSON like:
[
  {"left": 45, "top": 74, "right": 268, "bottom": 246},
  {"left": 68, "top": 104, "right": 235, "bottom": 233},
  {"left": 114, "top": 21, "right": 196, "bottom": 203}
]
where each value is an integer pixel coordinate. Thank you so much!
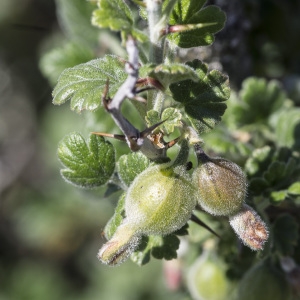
[
  {"left": 288, "top": 182, "right": 300, "bottom": 196},
  {"left": 148, "top": 63, "right": 199, "bottom": 88},
  {"left": 272, "top": 214, "right": 299, "bottom": 256},
  {"left": 151, "top": 235, "right": 180, "bottom": 260},
  {"left": 145, "top": 110, "right": 161, "bottom": 129},
  {"left": 39, "top": 41, "right": 94, "bottom": 86},
  {"left": 57, "top": 132, "right": 115, "bottom": 188},
  {"left": 245, "top": 146, "right": 273, "bottom": 177},
  {"left": 230, "top": 78, "right": 286, "bottom": 127},
  {"left": 104, "top": 194, "right": 126, "bottom": 239},
  {"left": 249, "top": 178, "right": 269, "bottom": 195},
  {"left": 269, "top": 108, "right": 300, "bottom": 150},
  {"left": 263, "top": 161, "right": 286, "bottom": 185},
  {"left": 52, "top": 55, "right": 127, "bottom": 112},
  {"left": 167, "top": 0, "right": 226, "bottom": 48},
  {"left": 92, "top": 0, "right": 133, "bottom": 32},
  {"left": 131, "top": 236, "right": 151, "bottom": 266},
  {"left": 118, "top": 152, "right": 151, "bottom": 187},
  {"left": 202, "top": 126, "right": 252, "bottom": 161},
  {"left": 270, "top": 190, "right": 288, "bottom": 203},
  {"left": 161, "top": 108, "right": 182, "bottom": 134},
  {"left": 131, "top": 224, "right": 188, "bottom": 266},
  {"left": 131, "top": 234, "right": 180, "bottom": 266},
  {"left": 170, "top": 59, "right": 230, "bottom": 134},
  {"left": 56, "top": 0, "right": 99, "bottom": 45}
]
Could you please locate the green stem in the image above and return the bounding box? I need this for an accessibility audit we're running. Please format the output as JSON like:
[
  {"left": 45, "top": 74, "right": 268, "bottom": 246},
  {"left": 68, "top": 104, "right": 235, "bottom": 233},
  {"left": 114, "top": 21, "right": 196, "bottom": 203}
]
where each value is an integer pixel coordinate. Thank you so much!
[
  {"left": 170, "top": 139, "right": 190, "bottom": 168},
  {"left": 153, "top": 91, "right": 165, "bottom": 113},
  {"left": 146, "top": 0, "right": 164, "bottom": 64}
]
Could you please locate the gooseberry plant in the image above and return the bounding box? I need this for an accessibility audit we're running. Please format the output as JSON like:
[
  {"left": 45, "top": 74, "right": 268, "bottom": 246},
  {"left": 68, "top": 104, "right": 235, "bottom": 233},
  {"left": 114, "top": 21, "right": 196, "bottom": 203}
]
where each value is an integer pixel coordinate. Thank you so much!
[{"left": 44, "top": 0, "right": 300, "bottom": 299}]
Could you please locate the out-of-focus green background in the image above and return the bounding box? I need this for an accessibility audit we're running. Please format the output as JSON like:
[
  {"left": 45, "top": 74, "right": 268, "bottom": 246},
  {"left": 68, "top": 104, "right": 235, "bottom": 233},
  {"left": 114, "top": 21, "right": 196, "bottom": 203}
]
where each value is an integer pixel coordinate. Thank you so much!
[
  {"left": 0, "top": 1, "right": 180, "bottom": 299},
  {"left": 1, "top": 0, "right": 300, "bottom": 299}
]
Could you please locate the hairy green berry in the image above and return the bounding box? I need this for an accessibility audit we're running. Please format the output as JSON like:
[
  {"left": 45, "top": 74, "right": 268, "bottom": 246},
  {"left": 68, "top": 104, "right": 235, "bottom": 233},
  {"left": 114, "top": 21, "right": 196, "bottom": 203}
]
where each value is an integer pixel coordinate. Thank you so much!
[
  {"left": 125, "top": 164, "right": 197, "bottom": 235},
  {"left": 187, "top": 249, "right": 234, "bottom": 300},
  {"left": 98, "top": 163, "right": 197, "bottom": 266},
  {"left": 192, "top": 145, "right": 247, "bottom": 216},
  {"left": 238, "top": 259, "right": 292, "bottom": 300}
]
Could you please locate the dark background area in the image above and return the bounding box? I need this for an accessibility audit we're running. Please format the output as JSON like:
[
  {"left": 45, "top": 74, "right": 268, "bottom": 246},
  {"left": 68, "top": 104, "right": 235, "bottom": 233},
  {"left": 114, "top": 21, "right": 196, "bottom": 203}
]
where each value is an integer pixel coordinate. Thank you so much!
[{"left": 1, "top": 0, "right": 300, "bottom": 299}]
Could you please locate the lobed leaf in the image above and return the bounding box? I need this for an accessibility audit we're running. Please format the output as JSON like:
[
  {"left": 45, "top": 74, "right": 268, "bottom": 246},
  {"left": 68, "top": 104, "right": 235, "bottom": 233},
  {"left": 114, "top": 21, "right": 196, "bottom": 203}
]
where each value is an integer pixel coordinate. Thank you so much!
[
  {"left": 52, "top": 55, "right": 127, "bottom": 112},
  {"left": 270, "top": 190, "right": 288, "bottom": 203},
  {"left": 167, "top": 0, "right": 226, "bottom": 48},
  {"left": 131, "top": 234, "right": 180, "bottom": 266},
  {"left": 92, "top": 0, "right": 133, "bottom": 32},
  {"left": 57, "top": 133, "right": 115, "bottom": 188},
  {"left": 161, "top": 108, "right": 182, "bottom": 134},
  {"left": 117, "top": 152, "right": 151, "bottom": 187},
  {"left": 288, "top": 182, "right": 300, "bottom": 196},
  {"left": 230, "top": 77, "right": 286, "bottom": 127},
  {"left": 131, "top": 223, "right": 188, "bottom": 266},
  {"left": 245, "top": 146, "right": 274, "bottom": 177},
  {"left": 147, "top": 63, "right": 199, "bottom": 88},
  {"left": 269, "top": 107, "right": 300, "bottom": 150},
  {"left": 145, "top": 110, "right": 161, "bottom": 129},
  {"left": 170, "top": 59, "right": 230, "bottom": 134}
]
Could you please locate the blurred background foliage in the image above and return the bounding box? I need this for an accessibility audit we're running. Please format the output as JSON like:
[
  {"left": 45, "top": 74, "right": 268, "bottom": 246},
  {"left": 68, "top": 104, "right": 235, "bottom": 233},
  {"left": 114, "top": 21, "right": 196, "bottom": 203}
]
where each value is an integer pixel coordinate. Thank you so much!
[{"left": 0, "top": 0, "right": 300, "bottom": 299}]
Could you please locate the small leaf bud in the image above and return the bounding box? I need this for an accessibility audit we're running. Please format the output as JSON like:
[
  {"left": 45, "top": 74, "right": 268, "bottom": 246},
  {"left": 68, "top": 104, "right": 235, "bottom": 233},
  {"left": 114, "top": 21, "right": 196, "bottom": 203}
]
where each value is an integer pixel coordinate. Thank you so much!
[
  {"left": 192, "top": 145, "right": 247, "bottom": 216},
  {"left": 229, "top": 204, "right": 269, "bottom": 250}
]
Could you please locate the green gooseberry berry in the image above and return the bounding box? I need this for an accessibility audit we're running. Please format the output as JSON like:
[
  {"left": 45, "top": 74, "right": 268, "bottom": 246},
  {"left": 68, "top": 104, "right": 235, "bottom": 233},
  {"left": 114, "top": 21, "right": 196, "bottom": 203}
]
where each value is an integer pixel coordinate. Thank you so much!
[
  {"left": 192, "top": 145, "right": 247, "bottom": 216},
  {"left": 98, "top": 163, "right": 197, "bottom": 266},
  {"left": 125, "top": 164, "right": 197, "bottom": 235},
  {"left": 187, "top": 247, "right": 235, "bottom": 300},
  {"left": 238, "top": 258, "right": 292, "bottom": 300}
]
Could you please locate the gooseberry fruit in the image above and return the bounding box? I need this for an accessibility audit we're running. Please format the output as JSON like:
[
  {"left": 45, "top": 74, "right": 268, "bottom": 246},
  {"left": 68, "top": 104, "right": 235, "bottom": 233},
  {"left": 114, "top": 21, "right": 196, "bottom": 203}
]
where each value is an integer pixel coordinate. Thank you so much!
[
  {"left": 238, "top": 258, "right": 292, "bottom": 300},
  {"left": 125, "top": 164, "right": 196, "bottom": 235},
  {"left": 187, "top": 249, "right": 234, "bottom": 300},
  {"left": 98, "top": 163, "right": 197, "bottom": 265},
  {"left": 192, "top": 145, "right": 247, "bottom": 216}
]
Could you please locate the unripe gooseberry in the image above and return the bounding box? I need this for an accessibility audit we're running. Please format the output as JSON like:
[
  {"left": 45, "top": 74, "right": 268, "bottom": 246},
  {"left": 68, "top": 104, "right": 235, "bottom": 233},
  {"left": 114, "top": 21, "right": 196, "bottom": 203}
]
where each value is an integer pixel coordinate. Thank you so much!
[
  {"left": 238, "top": 258, "right": 292, "bottom": 300},
  {"left": 192, "top": 145, "right": 247, "bottom": 216},
  {"left": 187, "top": 249, "right": 234, "bottom": 300},
  {"left": 98, "top": 164, "right": 197, "bottom": 265},
  {"left": 125, "top": 164, "right": 197, "bottom": 235}
]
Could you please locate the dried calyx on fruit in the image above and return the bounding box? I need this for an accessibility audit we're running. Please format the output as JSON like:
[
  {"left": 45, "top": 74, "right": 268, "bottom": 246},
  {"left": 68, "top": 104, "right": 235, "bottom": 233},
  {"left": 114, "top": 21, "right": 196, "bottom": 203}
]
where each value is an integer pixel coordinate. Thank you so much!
[
  {"left": 192, "top": 144, "right": 247, "bottom": 216},
  {"left": 229, "top": 204, "right": 269, "bottom": 250},
  {"left": 98, "top": 142, "right": 197, "bottom": 266}
]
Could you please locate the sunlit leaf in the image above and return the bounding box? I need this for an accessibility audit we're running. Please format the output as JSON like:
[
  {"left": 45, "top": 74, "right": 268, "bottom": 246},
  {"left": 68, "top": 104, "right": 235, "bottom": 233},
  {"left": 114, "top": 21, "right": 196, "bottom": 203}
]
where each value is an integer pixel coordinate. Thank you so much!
[
  {"left": 170, "top": 59, "right": 230, "bottom": 134},
  {"left": 167, "top": 0, "right": 226, "bottom": 48},
  {"left": 53, "top": 55, "right": 127, "bottom": 112},
  {"left": 118, "top": 152, "right": 151, "bottom": 187},
  {"left": 92, "top": 0, "right": 133, "bottom": 32},
  {"left": 57, "top": 133, "right": 115, "bottom": 188}
]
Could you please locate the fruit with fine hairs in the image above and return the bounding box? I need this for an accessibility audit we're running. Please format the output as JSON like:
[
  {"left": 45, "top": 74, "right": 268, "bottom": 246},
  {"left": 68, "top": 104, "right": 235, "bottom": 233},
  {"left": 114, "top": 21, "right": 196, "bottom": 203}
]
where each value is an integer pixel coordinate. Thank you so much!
[
  {"left": 187, "top": 248, "right": 234, "bottom": 300},
  {"left": 125, "top": 164, "right": 197, "bottom": 235},
  {"left": 192, "top": 145, "right": 247, "bottom": 216},
  {"left": 98, "top": 163, "right": 197, "bottom": 265}
]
